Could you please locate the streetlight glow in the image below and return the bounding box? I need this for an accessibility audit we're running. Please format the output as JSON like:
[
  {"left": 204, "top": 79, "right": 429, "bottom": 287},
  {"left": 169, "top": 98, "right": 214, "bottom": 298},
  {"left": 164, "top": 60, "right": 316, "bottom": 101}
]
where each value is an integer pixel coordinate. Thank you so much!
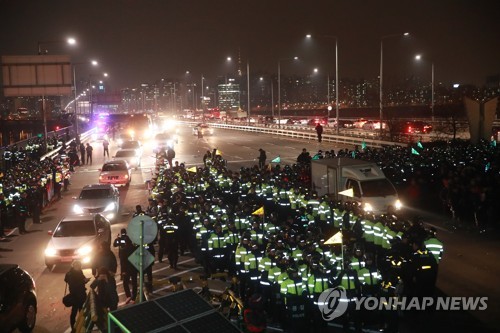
[{"left": 67, "top": 38, "right": 76, "bottom": 45}]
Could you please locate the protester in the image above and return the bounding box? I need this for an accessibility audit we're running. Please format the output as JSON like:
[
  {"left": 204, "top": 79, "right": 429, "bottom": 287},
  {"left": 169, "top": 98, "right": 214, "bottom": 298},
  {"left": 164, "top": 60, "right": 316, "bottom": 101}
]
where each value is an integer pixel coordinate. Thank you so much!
[{"left": 64, "top": 261, "right": 90, "bottom": 330}]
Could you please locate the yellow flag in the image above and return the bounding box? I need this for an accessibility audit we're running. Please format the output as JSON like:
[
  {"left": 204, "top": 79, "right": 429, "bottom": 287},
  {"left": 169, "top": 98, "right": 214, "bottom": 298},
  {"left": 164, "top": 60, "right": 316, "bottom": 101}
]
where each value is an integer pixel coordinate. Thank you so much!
[
  {"left": 252, "top": 206, "right": 264, "bottom": 216},
  {"left": 324, "top": 231, "right": 343, "bottom": 245},
  {"left": 187, "top": 166, "right": 197, "bottom": 173},
  {"left": 339, "top": 188, "right": 354, "bottom": 197},
  {"left": 216, "top": 149, "right": 222, "bottom": 156}
]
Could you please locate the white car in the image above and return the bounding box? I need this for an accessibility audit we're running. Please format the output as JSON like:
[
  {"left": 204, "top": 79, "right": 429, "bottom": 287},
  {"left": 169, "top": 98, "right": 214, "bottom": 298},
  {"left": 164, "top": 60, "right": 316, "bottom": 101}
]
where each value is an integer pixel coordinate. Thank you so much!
[
  {"left": 72, "top": 184, "right": 120, "bottom": 221},
  {"left": 113, "top": 149, "right": 141, "bottom": 169},
  {"left": 44, "top": 214, "right": 111, "bottom": 269},
  {"left": 99, "top": 160, "right": 131, "bottom": 187},
  {"left": 120, "top": 140, "right": 143, "bottom": 157}
]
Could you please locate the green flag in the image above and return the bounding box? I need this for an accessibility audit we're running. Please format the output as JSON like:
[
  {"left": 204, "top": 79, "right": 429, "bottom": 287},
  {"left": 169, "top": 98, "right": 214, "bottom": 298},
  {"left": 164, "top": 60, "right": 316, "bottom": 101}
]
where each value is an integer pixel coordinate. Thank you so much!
[
  {"left": 411, "top": 148, "right": 420, "bottom": 155},
  {"left": 351, "top": 151, "right": 356, "bottom": 158},
  {"left": 312, "top": 154, "right": 320, "bottom": 160},
  {"left": 485, "top": 162, "right": 491, "bottom": 172},
  {"left": 361, "top": 141, "right": 367, "bottom": 150},
  {"left": 271, "top": 156, "right": 281, "bottom": 163},
  {"left": 491, "top": 140, "right": 497, "bottom": 147},
  {"left": 417, "top": 141, "right": 423, "bottom": 149}
]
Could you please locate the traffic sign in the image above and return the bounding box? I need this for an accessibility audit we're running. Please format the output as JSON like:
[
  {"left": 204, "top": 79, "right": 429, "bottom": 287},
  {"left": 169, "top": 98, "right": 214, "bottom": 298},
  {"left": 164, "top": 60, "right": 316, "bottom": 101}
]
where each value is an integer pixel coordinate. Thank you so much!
[
  {"left": 128, "top": 247, "right": 155, "bottom": 272},
  {"left": 127, "top": 215, "right": 158, "bottom": 245}
]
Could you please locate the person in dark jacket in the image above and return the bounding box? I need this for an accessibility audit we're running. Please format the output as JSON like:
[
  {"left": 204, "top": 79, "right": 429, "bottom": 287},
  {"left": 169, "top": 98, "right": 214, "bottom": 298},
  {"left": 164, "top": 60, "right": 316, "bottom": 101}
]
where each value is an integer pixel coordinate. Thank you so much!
[
  {"left": 90, "top": 266, "right": 119, "bottom": 311},
  {"left": 92, "top": 241, "right": 117, "bottom": 277},
  {"left": 64, "top": 260, "right": 90, "bottom": 329}
]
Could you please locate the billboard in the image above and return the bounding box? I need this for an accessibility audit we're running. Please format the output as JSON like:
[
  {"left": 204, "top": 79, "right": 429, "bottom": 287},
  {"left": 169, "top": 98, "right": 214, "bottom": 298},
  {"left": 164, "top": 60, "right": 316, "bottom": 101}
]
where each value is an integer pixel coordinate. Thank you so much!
[{"left": 1, "top": 55, "right": 72, "bottom": 96}]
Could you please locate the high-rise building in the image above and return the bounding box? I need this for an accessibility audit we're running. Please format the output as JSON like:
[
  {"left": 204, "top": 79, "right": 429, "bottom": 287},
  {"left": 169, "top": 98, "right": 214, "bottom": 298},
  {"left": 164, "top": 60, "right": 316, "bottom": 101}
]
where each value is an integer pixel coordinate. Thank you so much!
[{"left": 218, "top": 80, "right": 240, "bottom": 112}]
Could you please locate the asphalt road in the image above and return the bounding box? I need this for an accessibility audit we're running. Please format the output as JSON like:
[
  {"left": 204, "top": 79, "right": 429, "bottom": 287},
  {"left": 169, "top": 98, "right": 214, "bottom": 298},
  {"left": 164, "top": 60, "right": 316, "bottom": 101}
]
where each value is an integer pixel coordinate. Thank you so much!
[{"left": 0, "top": 123, "right": 498, "bottom": 333}]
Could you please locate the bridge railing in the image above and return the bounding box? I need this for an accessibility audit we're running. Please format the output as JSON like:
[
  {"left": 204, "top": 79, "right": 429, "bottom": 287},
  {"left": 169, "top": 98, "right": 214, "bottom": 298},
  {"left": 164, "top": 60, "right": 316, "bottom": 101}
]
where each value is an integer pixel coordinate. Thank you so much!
[{"left": 184, "top": 121, "right": 402, "bottom": 148}]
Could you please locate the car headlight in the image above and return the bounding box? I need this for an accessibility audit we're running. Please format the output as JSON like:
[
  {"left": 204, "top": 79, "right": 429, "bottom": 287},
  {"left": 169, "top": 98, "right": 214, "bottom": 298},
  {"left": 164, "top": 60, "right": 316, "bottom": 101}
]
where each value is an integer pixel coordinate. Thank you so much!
[
  {"left": 45, "top": 247, "right": 57, "bottom": 256},
  {"left": 73, "top": 205, "right": 84, "bottom": 214},
  {"left": 104, "top": 202, "right": 116, "bottom": 212},
  {"left": 395, "top": 199, "right": 402, "bottom": 210},
  {"left": 117, "top": 139, "right": 123, "bottom": 145},
  {"left": 363, "top": 202, "right": 373, "bottom": 212},
  {"left": 167, "top": 140, "right": 174, "bottom": 148},
  {"left": 76, "top": 245, "right": 92, "bottom": 256}
]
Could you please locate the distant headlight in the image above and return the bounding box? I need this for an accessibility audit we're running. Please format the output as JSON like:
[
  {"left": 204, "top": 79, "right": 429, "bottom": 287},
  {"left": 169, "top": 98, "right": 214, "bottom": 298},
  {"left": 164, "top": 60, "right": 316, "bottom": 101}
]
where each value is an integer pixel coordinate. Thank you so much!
[
  {"left": 395, "top": 199, "right": 402, "bottom": 210},
  {"left": 363, "top": 203, "right": 373, "bottom": 212},
  {"left": 117, "top": 139, "right": 124, "bottom": 145},
  {"left": 76, "top": 245, "right": 92, "bottom": 256},
  {"left": 45, "top": 247, "right": 57, "bottom": 256},
  {"left": 167, "top": 140, "right": 174, "bottom": 148},
  {"left": 73, "top": 205, "right": 84, "bottom": 214},
  {"left": 104, "top": 202, "right": 116, "bottom": 212}
]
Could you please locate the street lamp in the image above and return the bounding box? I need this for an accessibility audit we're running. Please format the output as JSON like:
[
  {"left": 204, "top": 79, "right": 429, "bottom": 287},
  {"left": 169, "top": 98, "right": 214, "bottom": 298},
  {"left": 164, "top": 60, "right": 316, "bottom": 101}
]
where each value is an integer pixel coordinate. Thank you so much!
[
  {"left": 306, "top": 34, "right": 340, "bottom": 134},
  {"left": 37, "top": 37, "right": 77, "bottom": 152},
  {"left": 379, "top": 32, "right": 410, "bottom": 136},
  {"left": 73, "top": 59, "right": 98, "bottom": 135},
  {"left": 38, "top": 37, "right": 76, "bottom": 54},
  {"left": 278, "top": 56, "right": 298, "bottom": 128},
  {"left": 415, "top": 54, "right": 435, "bottom": 122},
  {"left": 260, "top": 76, "right": 274, "bottom": 118},
  {"left": 89, "top": 72, "right": 108, "bottom": 122}
]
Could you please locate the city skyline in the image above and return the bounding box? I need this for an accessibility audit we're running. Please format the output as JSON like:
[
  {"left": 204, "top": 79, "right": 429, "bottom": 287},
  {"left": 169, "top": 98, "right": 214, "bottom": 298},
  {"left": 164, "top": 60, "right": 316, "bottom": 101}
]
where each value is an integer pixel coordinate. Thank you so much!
[{"left": 1, "top": 0, "right": 499, "bottom": 90}]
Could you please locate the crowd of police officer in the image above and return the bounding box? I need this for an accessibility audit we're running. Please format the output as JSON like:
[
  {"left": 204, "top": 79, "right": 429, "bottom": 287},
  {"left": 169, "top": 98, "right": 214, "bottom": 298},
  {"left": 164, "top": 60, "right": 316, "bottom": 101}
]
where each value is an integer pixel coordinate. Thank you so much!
[
  {"left": 0, "top": 135, "right": 71, "bottom": 239},
  {"left": 146, "top": 147, "right": 444, "bottom": 332}
]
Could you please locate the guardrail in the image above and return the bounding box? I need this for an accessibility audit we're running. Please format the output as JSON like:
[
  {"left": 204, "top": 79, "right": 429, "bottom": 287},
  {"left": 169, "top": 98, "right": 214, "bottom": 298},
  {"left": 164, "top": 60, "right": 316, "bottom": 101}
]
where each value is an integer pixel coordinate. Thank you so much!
[
  {"left": 186, "top": 121, "right": 402, "bottom": 148},
  {"left": 40, "top": 128, "right": 96, "bottom": 161}
]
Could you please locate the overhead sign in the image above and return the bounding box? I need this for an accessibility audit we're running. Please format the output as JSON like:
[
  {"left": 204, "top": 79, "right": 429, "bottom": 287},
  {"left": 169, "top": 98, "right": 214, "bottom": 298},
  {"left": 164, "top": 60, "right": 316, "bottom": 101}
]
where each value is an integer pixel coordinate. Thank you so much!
[
  {"left": 1, "top": 55, "right": 72, "bottom": 96},
  {"left": 127, "top": 215, "right": 158, "bottom": 245}
]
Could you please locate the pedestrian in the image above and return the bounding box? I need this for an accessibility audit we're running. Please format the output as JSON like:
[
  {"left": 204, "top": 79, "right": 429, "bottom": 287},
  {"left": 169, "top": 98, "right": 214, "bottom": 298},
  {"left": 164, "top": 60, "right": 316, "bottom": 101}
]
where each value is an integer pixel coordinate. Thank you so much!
[
  {"left": 258, "top": 148, "right": 267, "bottom": 170},
  {"left": 121, "top": 236, "right": 138, "bottom": 304},
  {"left": 0, "top": 193, "right": 7, "bottom": 240},
  {"left": 91, "top": 241, "right": 117, "bottom": 277},
  {"left": 113, "top": 228, "right": 131, "bottom": 278},
  {"left": 64, "top": 260, "right": 90, "bottom": 330},
  {"left": 79, "top": 143, "right": 86, "bottom": 165},
  {"left": 103, "top": 139, "right": 110, "bottom": 158},
  {"left": 86, "top": 143, "right": 93, "bottom": 165},
  {"left": 166, "top": 146, "right": 176, "bottom": 169},
  {"left": 90, "top": 266, "right": 119, "bottom": 311},
  {"left": 28, "top": 186, "right": 42, "bottom": 224},
  {"left": 13, "top": 194, "right": 28, "bottom": 234},
  {"left": 315, "top": 123, "right": 323, "bottom": 143}
]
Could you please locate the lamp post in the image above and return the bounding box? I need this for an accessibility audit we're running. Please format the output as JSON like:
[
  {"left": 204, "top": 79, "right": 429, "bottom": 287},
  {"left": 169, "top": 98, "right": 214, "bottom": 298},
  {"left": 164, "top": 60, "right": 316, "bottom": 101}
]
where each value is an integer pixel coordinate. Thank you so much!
[
  {"left": 278, "top": 56, "right": 298, "bottom": 128},
  {"left": 37, "top": 37, "right": 76, "bottom": 55},
  {"left": 89, "top": 72, "right": 108, "bottom": 122},
  {"left": 415, "top": 54, "right": 435, "bottom": 122},
  {"left": 73, "top": 60, "right": 98, "bottom": 135},
  {"left": 37, "top": 37, "right": 76, "bottom": 151},
  {"left": 379, "top": 32, "right": 410, "bottom": 137},
  {"left": 306, "top": 34, "right": 339, "bottom": 134},
  {"left": 260, "top": 76, "right": 274, "bottom": 118}
]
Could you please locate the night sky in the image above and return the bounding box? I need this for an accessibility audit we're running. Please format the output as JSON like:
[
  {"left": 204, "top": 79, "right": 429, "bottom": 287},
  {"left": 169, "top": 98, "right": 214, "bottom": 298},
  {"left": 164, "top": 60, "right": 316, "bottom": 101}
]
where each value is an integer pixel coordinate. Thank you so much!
[{"left": 1, "top": 0, "right": 499, "bottom": 90}]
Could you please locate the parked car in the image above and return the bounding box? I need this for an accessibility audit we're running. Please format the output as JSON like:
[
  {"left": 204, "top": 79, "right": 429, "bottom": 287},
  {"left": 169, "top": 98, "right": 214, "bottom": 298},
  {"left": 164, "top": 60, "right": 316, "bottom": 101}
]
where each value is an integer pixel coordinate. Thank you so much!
[
  {"left": 405, "top": 121, "right": 433, "bottom": 134},
  {"left": 192, "top": 123, "right": 214, "bottom": 136},
  {"left": 113, "top": 149, "right": 141, "bottom": 169},
  {"left": 0, "top": 264, "right": 37, "bottom": 332},
  {"left": 44, "top": 214, "right": 112, "bottom": 270},
  {"left": 340, "top": 120, "right": 354, "bottom": 128},
  {"left": 72, "top": 184, "right": 120, "bottom": 221},
  {"left": 353, "top": 118, "right": 368, "bottom": 128},
  {"left": 98, "top": 160, "right": 131, "bottom": 187},
  {"left": 362, "top": 120, "right": 386, "bottom": 130}
]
